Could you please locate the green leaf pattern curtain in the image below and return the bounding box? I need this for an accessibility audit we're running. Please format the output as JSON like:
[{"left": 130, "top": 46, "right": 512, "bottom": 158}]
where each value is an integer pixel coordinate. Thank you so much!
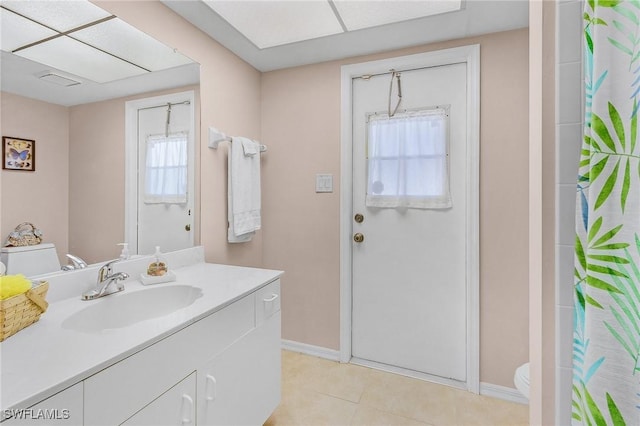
[{"left": 573, "top": 1, "right": 640, "bottom": 424}]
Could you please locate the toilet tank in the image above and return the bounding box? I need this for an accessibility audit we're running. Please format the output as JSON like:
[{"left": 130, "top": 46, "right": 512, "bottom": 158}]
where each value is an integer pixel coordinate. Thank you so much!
[{"left": 1, "top": 243, "right": 61, "bottom": 276}]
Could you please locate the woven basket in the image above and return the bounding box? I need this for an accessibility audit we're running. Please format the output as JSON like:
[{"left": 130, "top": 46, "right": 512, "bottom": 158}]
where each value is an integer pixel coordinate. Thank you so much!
[
  {"left": 5, "top": 222, "right": 43, "bottom": 247},
  {"left": 0, "top": 281, "right": 49, "bottom": 342}
]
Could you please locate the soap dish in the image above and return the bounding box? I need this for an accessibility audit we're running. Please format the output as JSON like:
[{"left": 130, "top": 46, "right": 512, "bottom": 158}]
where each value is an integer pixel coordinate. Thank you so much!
[{"left": 140, "top": 270, "right": 176, "bottom": 286}]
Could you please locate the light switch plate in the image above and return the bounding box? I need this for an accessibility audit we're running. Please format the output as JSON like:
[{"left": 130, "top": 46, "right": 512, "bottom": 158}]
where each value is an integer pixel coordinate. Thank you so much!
[{"left": 316, "top": 174, "right": 333, "bottom": 193}]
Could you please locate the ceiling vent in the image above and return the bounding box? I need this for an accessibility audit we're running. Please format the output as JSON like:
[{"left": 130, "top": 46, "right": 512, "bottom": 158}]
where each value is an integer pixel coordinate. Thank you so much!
[{"left": 37, "top": 72, "right": 81, "bottom": 87}]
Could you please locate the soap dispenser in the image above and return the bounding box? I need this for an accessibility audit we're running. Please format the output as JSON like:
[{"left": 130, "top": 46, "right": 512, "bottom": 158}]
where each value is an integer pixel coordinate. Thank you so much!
[
  {"left": 117, "top": 243, "right": 130, "bottom": 260},
  {"left": 147, "top": 246, "right": 167, "bottom": 277}
]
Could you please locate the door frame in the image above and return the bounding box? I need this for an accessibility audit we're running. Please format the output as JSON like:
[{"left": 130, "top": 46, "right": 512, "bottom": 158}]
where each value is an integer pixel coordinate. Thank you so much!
[
  {"left": 339, "top": 45, "right": 480, "bottom": 392},
  {"left": 124, "top": 90, "right": 196, "bottom": 254}
]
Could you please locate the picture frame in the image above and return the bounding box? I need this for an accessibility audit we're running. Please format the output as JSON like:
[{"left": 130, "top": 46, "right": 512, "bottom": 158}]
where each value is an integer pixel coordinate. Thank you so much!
[{"left": 2, "top": 136, "right": 35, "bottom": 171}]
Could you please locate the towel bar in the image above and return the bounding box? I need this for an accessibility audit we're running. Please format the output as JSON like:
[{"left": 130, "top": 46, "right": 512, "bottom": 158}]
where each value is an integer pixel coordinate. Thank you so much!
[{"left": 208, "top": 126, "right": 267, "bottom": 152}]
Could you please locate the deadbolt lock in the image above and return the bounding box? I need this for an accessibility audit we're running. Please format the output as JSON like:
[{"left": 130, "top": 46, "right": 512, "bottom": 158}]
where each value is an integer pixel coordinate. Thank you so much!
[
  {"left": 185, "top": 224, "right": 191, "bottom": 231},
  {"left": 354, "top": 213, "right": 364, "bottom": 223},
  {"left": 353, "top": 233, "right": 364, "bottom": 243}
]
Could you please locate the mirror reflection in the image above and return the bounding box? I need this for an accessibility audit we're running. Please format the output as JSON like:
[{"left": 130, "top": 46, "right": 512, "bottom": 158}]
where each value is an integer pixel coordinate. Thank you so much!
[{"left": 0, "top": 0, "right": 200, "bottom": 276}]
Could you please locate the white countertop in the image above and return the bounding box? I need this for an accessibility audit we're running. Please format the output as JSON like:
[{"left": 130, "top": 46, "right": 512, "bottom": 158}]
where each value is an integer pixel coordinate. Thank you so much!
[{"left": 0, "top": 256, "right": 282, "bottom": 413}]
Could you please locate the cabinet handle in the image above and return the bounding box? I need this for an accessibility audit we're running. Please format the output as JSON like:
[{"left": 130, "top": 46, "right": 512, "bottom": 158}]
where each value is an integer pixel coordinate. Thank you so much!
[
  {"left": 263, "top": 293, "right": 278, "bottom": 303},
  {"left": 181, "top": 394, "right": 194, "bottom": 425},
  {"left": 206, "top": 374, "right": 217, "bottom": 402}
]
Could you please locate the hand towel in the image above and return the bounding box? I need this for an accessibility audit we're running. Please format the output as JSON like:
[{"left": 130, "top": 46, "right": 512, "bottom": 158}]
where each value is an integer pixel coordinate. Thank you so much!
[
  {"left": 241, "top": 138, "right": 258, "bottom": 156},
  {"left": 228, "top": 137, "right": 261, "bottom": 242}
]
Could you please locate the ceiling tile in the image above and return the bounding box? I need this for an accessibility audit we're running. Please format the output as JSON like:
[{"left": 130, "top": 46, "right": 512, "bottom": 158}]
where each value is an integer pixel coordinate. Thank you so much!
[
  {"left": 15, "top": 36, "right": 148, "bottom": 83},
  {"left": 0, "top": 0, "right": 110, "bottom": 32},
  {"left": 333, "top": 0, "right": 462, "bottom": 31},
  {"left": 204, "top": 0, "right": 344, "bottom": 49},
  {"left": 71, "top": 19, "right": 194, "bottom": 72},
  {"left": 0, "top": 8, "right": 57, "bottom": 52}
]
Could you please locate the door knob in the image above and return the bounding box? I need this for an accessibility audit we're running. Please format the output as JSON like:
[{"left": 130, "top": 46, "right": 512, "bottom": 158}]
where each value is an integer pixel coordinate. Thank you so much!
[
  {"left": 353, "top": 233, "right": 364, "bottom": 243},
  {"left": 185, "top": 224, "right": 191, "bottom": 231}
]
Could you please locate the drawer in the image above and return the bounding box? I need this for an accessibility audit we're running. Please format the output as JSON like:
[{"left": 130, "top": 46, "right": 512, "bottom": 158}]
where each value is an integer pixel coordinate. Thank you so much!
[{"left": 255, "top": 279, "right": 280, "bottom": 326}]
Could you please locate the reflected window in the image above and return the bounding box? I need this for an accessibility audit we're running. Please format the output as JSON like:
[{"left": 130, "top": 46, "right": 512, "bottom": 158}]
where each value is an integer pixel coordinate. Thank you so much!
[{"left": 144, "top": 132, "right": 188, "bottom": 204}]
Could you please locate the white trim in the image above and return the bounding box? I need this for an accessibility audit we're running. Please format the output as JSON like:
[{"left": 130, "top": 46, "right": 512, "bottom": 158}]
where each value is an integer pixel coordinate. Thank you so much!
[
  {"left": 351, "top": 357, "right": 466, "bottom": 391},
  {"left": 480, "top": 382, "right": 529, "bottom": 405},
  {"left": 339, "top": 45, "right": 481, "bottom": 393},
  {"left": 124, "top": 91, "right": 196, "bottom": 254},
  {"left": 281, "top": 339, "right": 340, "bottom": 362}
]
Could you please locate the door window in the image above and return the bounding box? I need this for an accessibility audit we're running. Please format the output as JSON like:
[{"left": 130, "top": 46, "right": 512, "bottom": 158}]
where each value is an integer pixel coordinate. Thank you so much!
[
  {"left": 366, "top": 108, "right": 451, "bottom": 209},
  {"left": 144, "top": 132, "right": 188, "bottom": 204}
]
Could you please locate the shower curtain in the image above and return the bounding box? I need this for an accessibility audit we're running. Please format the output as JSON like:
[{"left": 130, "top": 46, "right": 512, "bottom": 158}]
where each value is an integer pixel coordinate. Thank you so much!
[{"left": 573, "top": 1, "right": 640, "bottom": 425}]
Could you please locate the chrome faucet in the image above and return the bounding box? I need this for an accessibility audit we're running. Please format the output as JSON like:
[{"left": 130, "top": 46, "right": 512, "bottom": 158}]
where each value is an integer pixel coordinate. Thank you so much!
[
  {"left": 62, "top": 254, "right": 88, "bottom": 271},
  {"left": 82, "top": 259, "right": 129, "bottom": 300}
]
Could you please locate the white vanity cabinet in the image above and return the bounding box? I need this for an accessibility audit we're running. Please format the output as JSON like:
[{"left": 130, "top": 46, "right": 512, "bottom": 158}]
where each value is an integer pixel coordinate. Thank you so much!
[
  {"left": 81, "top": 278, "right": 281, "bottom": 426},
  {"left": 197, "top": 280, "right": 281, "bottom": 425},
  {"left": 3, "top": 383, "right": 83, "bottom": 426}
]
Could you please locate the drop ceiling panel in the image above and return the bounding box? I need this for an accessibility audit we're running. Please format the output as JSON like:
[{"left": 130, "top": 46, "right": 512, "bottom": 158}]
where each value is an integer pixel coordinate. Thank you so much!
[
  {"left": 0, "top": 0, "right": 110, "bottom": 32},
  {"left": 163, "top": 0, "right": 528, "bottom": 72},
  {"left": 15, "top": 36, "right": 147, "bottom": 83},
  {"left": 71, "top": 19, "right": 194, "bottom": 72},
  {"left": 333, "top": 0, "right": 462, "bottom": 31},
  {"left": 204, "top": 0, "right": 344, "bottom": 49},
  {"left": 0, "top": 8, "right": 57, "bottom": 52}
]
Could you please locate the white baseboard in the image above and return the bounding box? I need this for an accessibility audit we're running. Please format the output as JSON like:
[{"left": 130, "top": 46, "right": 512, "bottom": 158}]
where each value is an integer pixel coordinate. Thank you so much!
[
  {"left": 480, "top": 382, "right": 529, "bottom": 405},
  {"left": 281, "top": 339, "right": 341, "bottom": 361}
]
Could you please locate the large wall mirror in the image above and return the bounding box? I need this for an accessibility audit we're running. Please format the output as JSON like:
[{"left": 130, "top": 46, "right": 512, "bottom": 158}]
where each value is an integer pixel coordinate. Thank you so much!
[{"left": 0, "top": 0, "right": 200, "bottom": 273}]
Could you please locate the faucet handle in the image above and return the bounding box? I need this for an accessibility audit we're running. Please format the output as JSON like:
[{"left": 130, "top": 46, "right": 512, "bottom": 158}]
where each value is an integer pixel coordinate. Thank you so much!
[
  {"left": 98, "top": 258, "right": 122, "bottom": 282},
  {"left": 66, "top": 254, "right": 87, "bottom": 269}
]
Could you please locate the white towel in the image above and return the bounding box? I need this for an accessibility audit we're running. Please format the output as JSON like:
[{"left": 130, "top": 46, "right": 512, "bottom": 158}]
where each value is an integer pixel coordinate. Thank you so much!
[
  {"left": 241, "top": 138, "right": 258, "bottom": 156},
  {"left": 228, "top": 137, "right": 261, "bottom": 243}
]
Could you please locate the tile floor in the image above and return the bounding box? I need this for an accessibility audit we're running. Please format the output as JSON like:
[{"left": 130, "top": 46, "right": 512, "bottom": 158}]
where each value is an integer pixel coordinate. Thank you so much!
[{"left": 265, "top": 350, "right": 529, "bottom": 426}]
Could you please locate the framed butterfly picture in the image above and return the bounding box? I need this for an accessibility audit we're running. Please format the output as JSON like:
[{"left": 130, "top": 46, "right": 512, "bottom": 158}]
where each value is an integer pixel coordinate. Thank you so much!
[{"left": 2, "top": 136, "right": 35, "bottom": 171}]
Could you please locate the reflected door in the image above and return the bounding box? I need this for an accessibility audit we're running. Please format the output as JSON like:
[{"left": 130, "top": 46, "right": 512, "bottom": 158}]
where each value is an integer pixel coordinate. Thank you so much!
[{"left": 136, "top": 99, "right": 194, "bottom": 255}]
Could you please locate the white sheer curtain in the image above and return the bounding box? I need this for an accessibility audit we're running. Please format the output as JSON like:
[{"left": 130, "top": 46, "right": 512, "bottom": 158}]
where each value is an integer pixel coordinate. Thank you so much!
[
  {"left": 366, "top": 108, "right": 451, "bottom": 209},
  {"left": 144, "top": 132, "right": 188, "bottom": 204}
]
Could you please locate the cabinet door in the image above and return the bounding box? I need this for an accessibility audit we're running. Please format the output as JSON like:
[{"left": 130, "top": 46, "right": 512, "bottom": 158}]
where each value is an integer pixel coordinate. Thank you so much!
[
  {"left": 121, "top": 372, "right": 196, "bottom": 426},
  {"left": 2, "top": 382, "right": 83, "bottom": 425},
  {"left": 198, "top": 313, "right": 281, "bottom": 426}
]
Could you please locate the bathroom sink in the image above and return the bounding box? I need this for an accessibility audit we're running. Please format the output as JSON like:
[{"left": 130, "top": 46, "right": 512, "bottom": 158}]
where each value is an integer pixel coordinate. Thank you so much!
[{"left": 62, "top": 285, "right": 203, "bottom": 333}]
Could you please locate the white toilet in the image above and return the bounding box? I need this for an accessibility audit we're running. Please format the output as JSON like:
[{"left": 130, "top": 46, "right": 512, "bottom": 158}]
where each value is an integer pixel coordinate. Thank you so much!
[
  {"left": 514, "top": 362, "right": 530, "bottom": 399},
  {"left": 0, "top": 243, "right": 61, "bottom": 276}
]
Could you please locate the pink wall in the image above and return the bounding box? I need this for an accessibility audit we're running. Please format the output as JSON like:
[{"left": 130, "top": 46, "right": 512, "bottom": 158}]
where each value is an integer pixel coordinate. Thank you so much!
[
  {"left": 261, "top": 29, "right": 530, "bottom": 388},
  {"left": 1, "top": 92, "right": 69, "bottom": 265}
]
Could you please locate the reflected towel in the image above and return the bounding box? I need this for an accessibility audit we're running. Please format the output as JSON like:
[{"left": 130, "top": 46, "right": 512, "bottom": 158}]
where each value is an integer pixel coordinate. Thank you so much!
[{"left": 228, "top": 137, "right": 261, "bottom": 243}]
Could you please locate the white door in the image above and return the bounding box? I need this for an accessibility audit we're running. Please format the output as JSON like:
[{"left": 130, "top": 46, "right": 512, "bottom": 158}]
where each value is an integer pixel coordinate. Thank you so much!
[
  {"left": 351, "top": 63, "right": 468, "bottom": 382},
  {"left": 136, "top": 100, "right": 194, "bottom": 255}
]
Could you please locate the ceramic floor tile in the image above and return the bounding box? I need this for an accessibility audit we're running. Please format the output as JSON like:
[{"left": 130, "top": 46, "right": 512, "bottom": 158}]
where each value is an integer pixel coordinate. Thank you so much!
[
  {"left": 453, "top": 389, "right": 529, "bottom": 426},
  {"left": 385, "top": 377, "right": 457, "bottom": 425},
  {"left": 350, "top": 405, "right": 431, "bottom": 426},
  {"left": 284, "top": 352, "right": 370, "bottom": 403},
  {"left": 269, "top": 351, "right": 530, "bottom": 426},
  {"left": 266, "top": 387, "right": 358, "bottom": 426}
]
